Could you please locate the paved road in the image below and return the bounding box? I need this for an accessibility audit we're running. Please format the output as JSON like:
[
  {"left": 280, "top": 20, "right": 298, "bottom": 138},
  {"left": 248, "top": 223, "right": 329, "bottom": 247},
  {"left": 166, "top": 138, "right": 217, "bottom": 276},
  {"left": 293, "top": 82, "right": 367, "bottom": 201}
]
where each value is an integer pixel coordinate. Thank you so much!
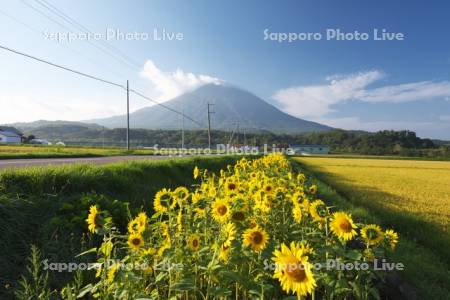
[{"left": 0, "top": 155, "right": 173, "bottom": 170}]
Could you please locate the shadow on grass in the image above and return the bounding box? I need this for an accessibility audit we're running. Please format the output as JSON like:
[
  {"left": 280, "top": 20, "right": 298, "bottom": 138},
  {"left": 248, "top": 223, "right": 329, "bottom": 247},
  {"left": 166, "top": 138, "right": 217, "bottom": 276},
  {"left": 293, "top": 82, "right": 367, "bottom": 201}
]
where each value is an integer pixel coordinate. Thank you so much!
[{"left": 0, "top": 156, "right": 240, "bottom": 298}]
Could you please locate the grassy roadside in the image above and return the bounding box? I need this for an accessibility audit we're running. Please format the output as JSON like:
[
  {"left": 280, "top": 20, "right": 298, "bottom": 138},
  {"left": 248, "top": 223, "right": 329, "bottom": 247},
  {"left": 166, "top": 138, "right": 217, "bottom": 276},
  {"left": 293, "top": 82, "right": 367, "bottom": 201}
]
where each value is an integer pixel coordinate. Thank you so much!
[
  {"left": 0, "top": 144, "right": 158, "bottom": 159},
  {"left": 291, "top": 159, "right": 450, "bottom": 299},
  {"left": 0, "top": 155, "right": 240, "bottom": 297}
]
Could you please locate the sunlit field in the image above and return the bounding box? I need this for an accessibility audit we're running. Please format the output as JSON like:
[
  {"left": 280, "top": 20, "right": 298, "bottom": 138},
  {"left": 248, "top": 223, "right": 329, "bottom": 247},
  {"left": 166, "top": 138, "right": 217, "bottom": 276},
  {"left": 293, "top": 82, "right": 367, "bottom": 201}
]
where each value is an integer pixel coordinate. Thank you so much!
[
  {"left": 295, "top": 157, "right": 450, "bottom": 298},
  {"left": 295, "top": 157, "right": 450, "bottom": 233},
  {"left": 0, "top": 144, "right": 155, "bottom": 159}
]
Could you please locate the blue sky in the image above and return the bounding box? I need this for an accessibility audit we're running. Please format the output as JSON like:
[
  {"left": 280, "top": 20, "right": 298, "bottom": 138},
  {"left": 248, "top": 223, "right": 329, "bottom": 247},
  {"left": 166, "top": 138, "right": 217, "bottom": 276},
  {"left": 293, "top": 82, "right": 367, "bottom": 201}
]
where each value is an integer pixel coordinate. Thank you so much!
[{"left": 1, "top": 0, "right": 449, "bottom": 138}]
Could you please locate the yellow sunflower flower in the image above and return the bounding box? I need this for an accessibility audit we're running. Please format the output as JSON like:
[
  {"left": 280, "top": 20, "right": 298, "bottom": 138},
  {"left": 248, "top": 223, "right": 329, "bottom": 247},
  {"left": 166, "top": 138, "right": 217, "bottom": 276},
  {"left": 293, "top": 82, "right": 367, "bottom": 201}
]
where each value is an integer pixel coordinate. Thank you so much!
[
  {"left": 309, "top": 184, "right": 318, "bottom": 194},
  {"left": 211, "top": 198, "right": 230, "bottom": 222},
  {"left": 242, "top": 225, "right": 269, "bottom": 252},
  {"left": 330, "top": 212, "right": 358, "bottom": 241},
  {"left": 187, "top": 234, "right": 201, "bottom": 251},
  {"left": 193, "top": 166, "right": 200, "bottom": 179},
  {"left": 385, "top": 229, "right": 399, "bottom": 249},
  {"left": 173, "top": 186, "right": 190, "bottom": 205},
  {"left": 154, "top": 188, "right": 176, "bottom": 213},
  {"left": 309, "top": 199, "right": 328, "bottom": 224},
  {"left": 361, "top": 224, "right": 384, "bottom": 246},
  {"left": 107, "top": 264, "right": 118, "bottom": 283},
  {"left": 128, "top": 233, "right": 144, "bottom": 251},
  {"left": 231, "top": 209, "right": 246, "bottom": 222},
  {"left": 262, "top": 182, "right": 275, "bottom": 195},
  {"left": 222, "top": 222, "right": 236, "bottom": 247},
  {"left": 272, "top": 242, "right": 316, "bottom": 297},
  {"left": 225, "top": 179, "right": 239, "bottom": 194},
  {"left": 218, "top": 244, "right": 231, "bottom": 262},
  {"left": 290, "top": 191, "right": 304, "bottom": 205},
  {"left": 293, "top": 205, "right": 302, "bottom": 223},
  {"left": 127, "top": 219, "right": 141, "bottom": 234},
  {"left": 137, "top": 212, "right": 148, "bottom": 228},
  {"left": 86, "top": 205, "right": 98, "bottom": 234}
]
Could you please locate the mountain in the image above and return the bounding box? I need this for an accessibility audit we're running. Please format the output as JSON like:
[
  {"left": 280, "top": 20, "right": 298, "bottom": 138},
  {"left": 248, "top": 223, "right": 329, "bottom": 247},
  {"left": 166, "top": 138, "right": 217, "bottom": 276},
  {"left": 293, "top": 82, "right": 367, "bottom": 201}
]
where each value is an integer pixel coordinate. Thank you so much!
[
  {"left": 91, "top": 84, "right": 332, "bottom": 134},
  {"left": 7, "top": 120, "right": 103, "bottom": 131}
]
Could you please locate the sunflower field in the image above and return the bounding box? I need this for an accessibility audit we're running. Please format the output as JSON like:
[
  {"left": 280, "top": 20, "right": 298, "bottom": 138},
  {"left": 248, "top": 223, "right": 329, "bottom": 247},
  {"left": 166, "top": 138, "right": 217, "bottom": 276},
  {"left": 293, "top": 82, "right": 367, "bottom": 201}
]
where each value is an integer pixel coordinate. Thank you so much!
[{"left": 78, "top": 154, "right": 398, "bottom": 299}]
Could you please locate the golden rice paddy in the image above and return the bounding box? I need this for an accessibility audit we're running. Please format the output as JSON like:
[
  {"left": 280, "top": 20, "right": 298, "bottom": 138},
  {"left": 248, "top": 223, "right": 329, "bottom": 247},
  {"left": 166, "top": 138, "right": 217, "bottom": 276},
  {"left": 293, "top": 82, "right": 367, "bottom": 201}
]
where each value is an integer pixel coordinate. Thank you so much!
[{"left": 295, "top": 157, "right": 450, "bottom": 232}]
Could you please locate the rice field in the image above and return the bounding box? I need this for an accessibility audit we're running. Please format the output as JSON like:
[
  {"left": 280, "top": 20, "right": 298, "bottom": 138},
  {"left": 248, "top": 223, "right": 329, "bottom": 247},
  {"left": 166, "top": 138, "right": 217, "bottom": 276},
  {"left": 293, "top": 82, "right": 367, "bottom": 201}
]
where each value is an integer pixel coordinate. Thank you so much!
[
  {"left": 295, "top": 156, "right": 450, "bottom": 298},
  {"left": 295, "top": 157, "right": 450, "bottom": 231}
]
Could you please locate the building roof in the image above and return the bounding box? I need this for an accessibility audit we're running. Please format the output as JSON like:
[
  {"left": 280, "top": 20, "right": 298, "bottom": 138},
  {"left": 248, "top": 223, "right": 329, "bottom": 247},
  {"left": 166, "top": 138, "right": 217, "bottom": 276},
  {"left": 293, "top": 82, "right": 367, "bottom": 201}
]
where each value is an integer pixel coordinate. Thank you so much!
[{"left": 0, "top": 130, "right": 21, "bottom": 138}]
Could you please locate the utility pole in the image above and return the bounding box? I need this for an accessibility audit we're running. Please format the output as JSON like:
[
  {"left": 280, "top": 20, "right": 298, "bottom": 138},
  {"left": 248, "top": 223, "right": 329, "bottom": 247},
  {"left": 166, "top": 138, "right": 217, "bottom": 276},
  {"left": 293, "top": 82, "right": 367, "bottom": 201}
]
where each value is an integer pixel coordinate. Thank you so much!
[
  {"left": 181, "top": 105, "right": 185, "bottom": 150},
  {"left": 126, "top": 80, "right": 130, "bottom": 150},
  {"left": 228, "top": 121, "right": 237, "bottom": 146},
  {"left": 235, "top": 121, "right": 240, "bottom": 145},
  {"left": 207, "top": 102, "right": 214, "bottom": 150}
]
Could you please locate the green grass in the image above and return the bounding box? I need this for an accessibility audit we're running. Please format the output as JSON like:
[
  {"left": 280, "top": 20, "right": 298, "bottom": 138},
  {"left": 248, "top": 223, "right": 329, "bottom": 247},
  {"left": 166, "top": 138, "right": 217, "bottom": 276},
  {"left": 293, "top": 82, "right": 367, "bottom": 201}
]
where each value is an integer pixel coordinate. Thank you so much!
[
  {"left": 291, "top": 159, "right": 450, "bottom": 300},
  {"left": 0, "top": 144, "right": 159, "bottom": 159},
  {"left": 0, "top": 155, "right": 241, "bottom": 297}
]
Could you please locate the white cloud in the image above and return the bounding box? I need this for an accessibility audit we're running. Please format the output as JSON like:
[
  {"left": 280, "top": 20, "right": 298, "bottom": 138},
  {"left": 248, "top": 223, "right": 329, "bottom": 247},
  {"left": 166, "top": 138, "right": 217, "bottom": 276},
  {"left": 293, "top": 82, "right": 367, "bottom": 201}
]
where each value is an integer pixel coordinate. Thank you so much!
[
  {"left": 140, "top": 60, "right": 223, "bottom": 101},
  {"left": 439, "top": 115, "right": 450, "bottom": 122},
  {"left": 273, "top": 71, "right": 450, "bottom": 118}
]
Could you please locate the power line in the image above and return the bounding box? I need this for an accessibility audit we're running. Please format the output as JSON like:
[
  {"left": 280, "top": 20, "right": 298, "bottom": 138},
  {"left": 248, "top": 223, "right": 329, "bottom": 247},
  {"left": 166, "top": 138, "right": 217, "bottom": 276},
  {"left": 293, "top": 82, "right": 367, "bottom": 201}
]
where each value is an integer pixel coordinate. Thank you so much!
[
  {"left": 0, "top": 44, "right": 125, "bottom": 88},
  {"left": 129, "top": 89, "right": 204, "bottom": 127},
  {"left": 0, "top": 7, "right": 126, "bottom": 81},
  {"left": 20, "top": 0, "right": 139, "bottom": 70},
  {"left": 34, "top": 0, "right": 141, "bottom": 69},
  {"left": 0, "top": 43, "right": 204, "bottom": 127}
]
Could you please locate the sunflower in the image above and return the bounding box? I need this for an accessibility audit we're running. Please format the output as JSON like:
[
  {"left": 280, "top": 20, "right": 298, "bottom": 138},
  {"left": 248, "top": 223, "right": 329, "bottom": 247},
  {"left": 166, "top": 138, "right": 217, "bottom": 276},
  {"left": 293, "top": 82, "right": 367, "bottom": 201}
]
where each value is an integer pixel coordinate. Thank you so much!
[
  {"left": 222, "top": 222, "right": 236, "bottom": 247},
  {"left": 297, "top": 173, "right": 306, "bottom": 183},
  {"left": 211, "top": 198, "right": 230, "bottom": 222},
  {"left": 272, "top": 242, "right": 316, "bottom": 297},
  {"left": 191, "top": 191, "right": 202, "bottom": 204},
  {"left": 231, "top": 210, "right": 246, "bottom": 222},
  {"left": 225, "top": 179, "right": 239, "bottom": 194},
  {"left": 154, "top": 188, "right": 176, "bottom": 213},
  {"left": 385, "top": 229, "right": 399, "bottom": 249},
  {"left": 127, "top": 219, "right": 141, "bottom": 234},
  {"left": 242, "top": 225, "right": 269, "bottom": 252},
  {"left": 157, "top": 238, "right": 171, "bottom": 258},
  {"left": 193, "top": 166, "right": 200, "bottom": 179},
  {"left": 301, "top": 198, "right": 310, "bottom": 212},
  {"left": 86, "top": 205, "right": 99, "bottom": 233},
  {"left": 219, "top": 244, "right": 231, "bottom": 262},
  {"left": 330, "top": 212, "right": 358, "bottom": 241},
  {"left": 361, "top": 224, "right": 384, "bottom": 246},
  {"left": 263, "top": 182, "right": 275, "bottom": 195},
  {"left": 194, "top": 207, "right": 206, "bottom": 219},
  {"left": 128, "top": 233, "right": 144, "bottom": 251},
  {"left": 187, "top": 234, "right": 201, "bottom": 251},
  {"left": 309, "top": 185, "right": 318, "bottom": 194},
  {"left": 107, "top": 264, "right": 118, "bottom": 283},
  {"left": 173, "top": 186, "right": 190, "bottom": 205},
  {"left": 290, "top": 191, "right": 304, "bottom": 205},
  {"left": 137, "top": 212, "right": 148, "bottom": 229},
  {"left": 309, "top": 200, "right": 328, "bottom": 223},
  {"left": 293, "top": 205, "right": 302, "bottom": 223}
]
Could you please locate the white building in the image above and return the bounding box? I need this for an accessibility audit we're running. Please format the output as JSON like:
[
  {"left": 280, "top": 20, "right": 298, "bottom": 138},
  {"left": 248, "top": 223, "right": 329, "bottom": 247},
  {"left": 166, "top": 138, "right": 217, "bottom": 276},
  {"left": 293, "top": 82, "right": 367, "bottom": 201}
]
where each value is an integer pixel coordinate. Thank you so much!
[{"left": 0, "top": 131, "right": 22, "bottom": 144}]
